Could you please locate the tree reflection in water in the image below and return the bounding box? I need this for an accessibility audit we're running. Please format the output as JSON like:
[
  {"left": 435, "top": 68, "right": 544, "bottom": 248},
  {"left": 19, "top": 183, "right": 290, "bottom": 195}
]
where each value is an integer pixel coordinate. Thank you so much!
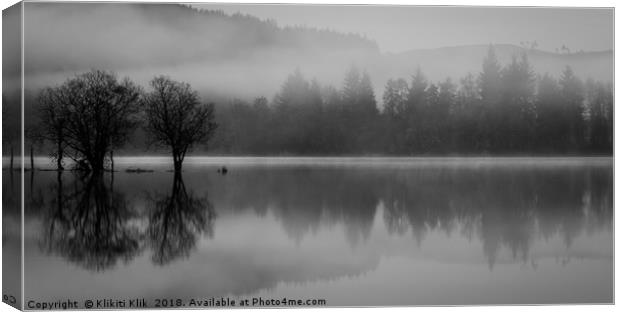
[
  {"left": 146, "top": 172, "right": 216, "bottom": 265},
  {"left": 32, "top": 163, "right": 611, "bottom": 273},
  {"left": 41, "top": 172, "right": 143, "bottom": 271},
  {"left": 208, "top": 165, "right": 611, "bottom": 269},
  {"left": 38, "top": 171, "right": 215, "bottom": 271}
]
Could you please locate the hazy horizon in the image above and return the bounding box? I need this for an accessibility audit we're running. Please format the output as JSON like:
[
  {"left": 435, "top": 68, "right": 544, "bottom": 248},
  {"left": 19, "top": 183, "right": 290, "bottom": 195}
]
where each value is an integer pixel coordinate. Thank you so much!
[
  {"left": 190, "top": 4, "right": 613, "bottom": 53},
  {"left": 4, "top": 2, "right": 610, "bottom": 103}
]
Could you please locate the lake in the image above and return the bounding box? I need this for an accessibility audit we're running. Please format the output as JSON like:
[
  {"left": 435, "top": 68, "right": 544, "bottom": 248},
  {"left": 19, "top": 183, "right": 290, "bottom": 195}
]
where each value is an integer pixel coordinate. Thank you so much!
[{"left": 6, "top": 157, "right": 614, "bottom": 306}]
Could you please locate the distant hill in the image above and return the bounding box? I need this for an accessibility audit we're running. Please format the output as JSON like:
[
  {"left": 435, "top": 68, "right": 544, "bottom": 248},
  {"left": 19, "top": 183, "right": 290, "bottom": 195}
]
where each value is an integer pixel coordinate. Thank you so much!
[
  {"left": 24, "top": 3, "right": 379, "bottom": 74},
  {"left": 21, "top": 3, "right": 613, "bottom": 103},
  {"left": 375, "top": 44, "right": 612, "bottom": 85}
]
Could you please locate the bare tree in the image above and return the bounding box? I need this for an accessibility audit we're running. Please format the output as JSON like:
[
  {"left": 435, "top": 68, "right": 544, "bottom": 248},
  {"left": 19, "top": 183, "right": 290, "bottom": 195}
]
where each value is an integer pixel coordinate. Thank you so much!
[
  {"left": 143, "top": 76, "right": 217, "bottom": 171},
  {"left": 38, "top": 86, "right": 68, "bottom": 170},
  {"left": 39, "top": 70, "right": 141, "bottom": 173}
]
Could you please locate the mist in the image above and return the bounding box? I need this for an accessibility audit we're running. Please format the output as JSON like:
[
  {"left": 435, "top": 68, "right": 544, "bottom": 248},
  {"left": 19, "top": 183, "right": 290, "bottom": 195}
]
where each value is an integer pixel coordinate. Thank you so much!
[
  {"left": 22, "top": 3, "right": 379, "bottom": 101},
  {"left": 21, "top": 3, "right": 613, "bottom": 105}
]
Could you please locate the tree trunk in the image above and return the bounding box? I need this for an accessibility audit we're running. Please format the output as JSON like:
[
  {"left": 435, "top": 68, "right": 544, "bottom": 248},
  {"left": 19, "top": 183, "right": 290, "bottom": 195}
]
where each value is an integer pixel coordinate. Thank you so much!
[
  {"left": 91, "top": 158, "right": 103, "bottom": 174},
  {"left": 9, "top": 145, "right": 14, "bottom": 171},
  {"left": 30, "top": 145, "right": 34, "bottom": 191},
  {"left": 30, "top": 166, "right": 34, "bottom": 192},
  {"left": 172, "top": 152, "right": 183, "bottom": 172},
  {"left": 30, "top": 145, "right": 34, "bottom": 171},
  {"left": 88, "top": 149, "right": 108, "bottom": 173},
  {"left": 57, "top": 141, "right": 64, "bottom": 171},
  {"left": 110, "top": 150, "right": 114, "bottom": 172}
]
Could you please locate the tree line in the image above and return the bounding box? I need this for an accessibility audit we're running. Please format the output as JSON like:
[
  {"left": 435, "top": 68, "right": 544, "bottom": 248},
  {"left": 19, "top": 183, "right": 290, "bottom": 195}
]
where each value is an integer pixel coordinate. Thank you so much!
[
  {"left": 18, "top": 45, "right": 613, "bottom": 171},
  {"left": 211, "top": 46, "right": 612, "bottom": 155}
]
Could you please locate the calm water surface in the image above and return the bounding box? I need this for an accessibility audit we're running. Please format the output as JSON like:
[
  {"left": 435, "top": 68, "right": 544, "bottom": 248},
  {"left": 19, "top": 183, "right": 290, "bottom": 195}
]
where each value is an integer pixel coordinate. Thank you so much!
[{"left": 13, "top": 157, "right": 613, "bottom": 306}]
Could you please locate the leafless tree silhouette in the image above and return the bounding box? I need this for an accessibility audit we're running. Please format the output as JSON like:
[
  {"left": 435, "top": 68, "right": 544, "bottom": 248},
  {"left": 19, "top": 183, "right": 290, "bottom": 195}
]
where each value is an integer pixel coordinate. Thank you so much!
[
  {"left": 143, "top": 76, "right": 217, "bottom": 171},
  {"left": 37, "top": 70, "right": 141, "bottom": 172}
]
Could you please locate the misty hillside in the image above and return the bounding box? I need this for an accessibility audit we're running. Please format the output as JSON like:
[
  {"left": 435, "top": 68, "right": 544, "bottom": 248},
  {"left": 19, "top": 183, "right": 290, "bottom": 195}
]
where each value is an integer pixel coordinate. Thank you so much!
[
  {"left": 22, "top": 3, "right": 612, "bottom": 102},
  {"left": 22, "top": 2, "right": 380, "bottom": 98},
  {"left": 377, "top": 44, "right": 612, "bottom": 84},
  {"left": 24, "top": 3, "right": 379, "bottom": 74}
]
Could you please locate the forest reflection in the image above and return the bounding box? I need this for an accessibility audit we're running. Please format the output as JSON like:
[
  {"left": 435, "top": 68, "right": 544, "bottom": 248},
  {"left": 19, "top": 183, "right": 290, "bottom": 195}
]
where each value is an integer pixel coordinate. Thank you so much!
[
  {"left": 146, "top": 172, "right": 216, "bottom": 265},
  {"left": 37, "top": 172, "right": 143, "bottom": 271},
  {"left": 24, "top": 163, "right": 612, "bottom": 272},
  {"left": 29, "top": 171, "right": 216, "bottom": 271},
  {"left": 208, "top": 165, "right": 611, "bottom": 266}
]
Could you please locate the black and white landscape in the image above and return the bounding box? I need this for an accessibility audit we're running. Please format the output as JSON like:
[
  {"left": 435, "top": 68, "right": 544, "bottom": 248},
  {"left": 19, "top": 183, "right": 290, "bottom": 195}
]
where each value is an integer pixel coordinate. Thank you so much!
[{"left": 2, "top": 2, "right": 613, "bottom": 308}]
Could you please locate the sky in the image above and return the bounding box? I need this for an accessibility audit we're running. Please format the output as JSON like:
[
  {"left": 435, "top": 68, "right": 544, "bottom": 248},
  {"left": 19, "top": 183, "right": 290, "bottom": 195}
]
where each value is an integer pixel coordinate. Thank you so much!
[{"left": 190, "top": 4, "right": 613, "bottom": 53}]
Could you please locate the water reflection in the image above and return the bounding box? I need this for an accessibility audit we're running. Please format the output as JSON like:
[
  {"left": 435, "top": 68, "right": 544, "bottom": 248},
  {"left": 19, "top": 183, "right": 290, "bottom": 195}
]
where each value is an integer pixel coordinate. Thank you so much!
[
  {"left": 146, "top": 172, "right": 215, "bottom": 265},
  {"left": 40, "top": 172, "right": 142, "bottom": 271},
  {"left": 30, "top": 165, "right": 614, "bottom": 270},
  {"left": 202, "top": 165, "right": 612, "bottom": 268},
  {"left": 35, "top": 171, "right": 216, "bottom": 270},
  {"left": 23, "top": 159, "right": 613, "bottom": 304}
]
